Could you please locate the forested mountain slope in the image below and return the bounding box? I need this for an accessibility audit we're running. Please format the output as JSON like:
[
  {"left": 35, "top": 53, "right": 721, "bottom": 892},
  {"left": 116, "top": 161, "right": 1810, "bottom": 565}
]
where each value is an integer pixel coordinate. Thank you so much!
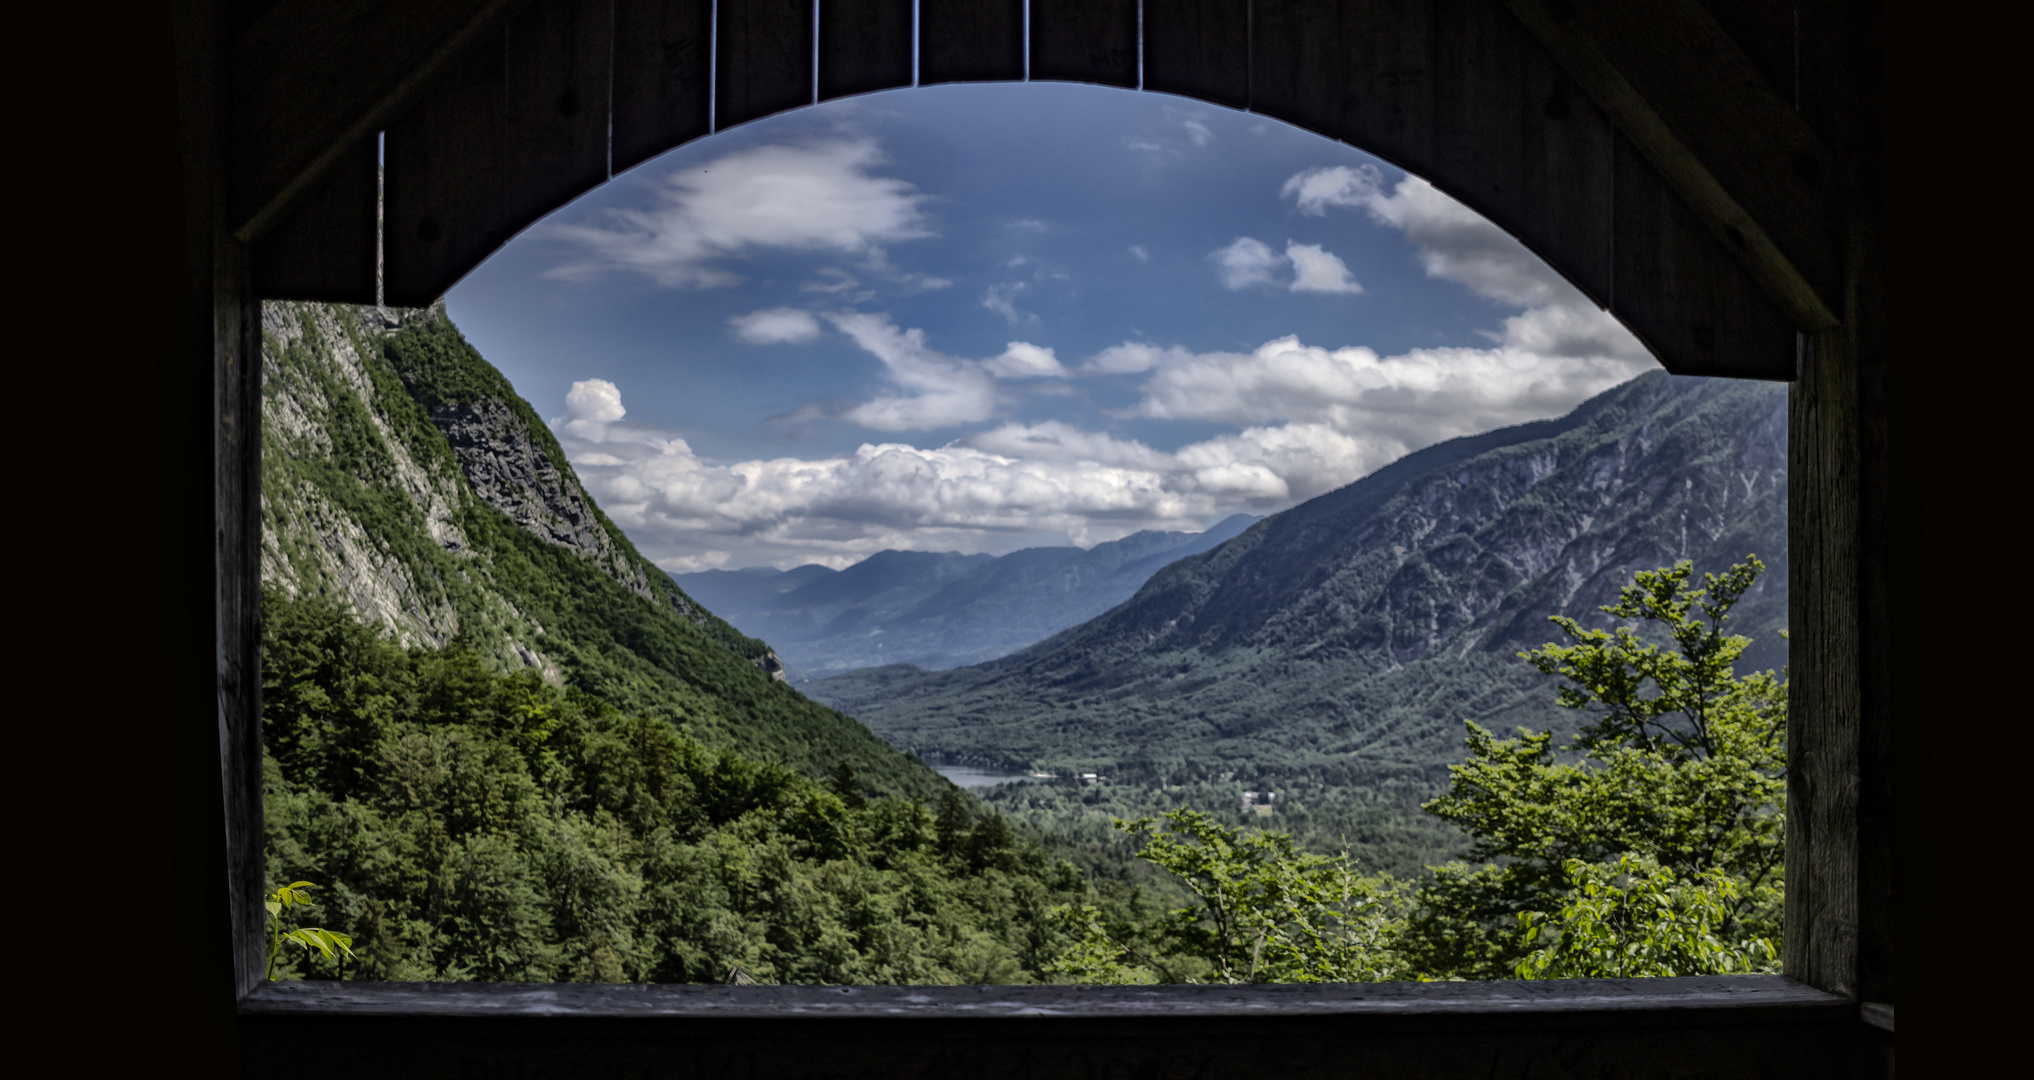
[
  {"left": 672, "top": 515, "right": 1258, "bottom": 677},
  {"left": 259, "top": 300, "right": 945, "bottom": 800},
  {"left": 812, "top": 372, "right": 1788, "bottom": 800}
]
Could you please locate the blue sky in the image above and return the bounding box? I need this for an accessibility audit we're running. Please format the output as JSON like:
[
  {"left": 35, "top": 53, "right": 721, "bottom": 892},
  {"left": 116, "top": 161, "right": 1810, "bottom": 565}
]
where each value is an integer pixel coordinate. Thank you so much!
[{"left": 446, "top": 83, "right": 1654, "bottom": 571}]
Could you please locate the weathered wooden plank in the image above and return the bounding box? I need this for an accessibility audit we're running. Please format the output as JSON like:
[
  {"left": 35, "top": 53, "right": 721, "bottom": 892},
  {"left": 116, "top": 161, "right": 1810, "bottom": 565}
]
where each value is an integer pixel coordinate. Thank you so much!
[
  {"left": 382, "top": 33, "right": 509, "bottom": 307},
  {"left": 1031, "top": 0, "right": 1138, "bottom": 88},
  {"left": 1503, "top": 0, "right": 1839, "bottom": 331},
  {"left": 611, "top": 0, "right": 712, "bottom": 176},
  {"left": 717, "top": 0, "right": 816, "bottom": 128},
  {"left": 920, "top": 0, "right": 1025, "bottom": 84},
  {"left": 503, "top": 0, "right": 614, "bottom": 231},
  {"left": 1248, "top": 1, "right": 1617, "bottom": 311},
  {"left": 1142, "top": 0, "right": 1249, "bottom": 108},
  {"left": 230, "top": 0, "right": 525, "bottom": 243},
  {"left": 819, "top": 0, "right": 915, "bottom": 100},
  {"left": 240, "top": 977, "right": 1858, "bottom": 1080},
  {"left": 1251, "top": 0, "right": 1441, "bottom": 179},
  {"left": 216, "top": 239, "right": 269, "bottom": 1001},
  {"left": 1787, "top": 321, "right": 1862, "bottom": 996},
  {"left": 251, "top": 135, "right": 378, "bottom": 303},
  {"left": 1611, "top": 134, "right": 1795, "bottom": 380},
  {"left": 245, "top": 975, "right": 1847, "bottom": 1018},
  {"left": 1427, "top": 0, "right": 1613, "bottom": 307}
]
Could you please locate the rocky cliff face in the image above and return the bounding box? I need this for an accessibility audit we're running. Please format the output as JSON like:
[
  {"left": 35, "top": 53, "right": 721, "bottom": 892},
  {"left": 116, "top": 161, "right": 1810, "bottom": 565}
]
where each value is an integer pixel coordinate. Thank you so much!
[
  {"left": 429, "top": 398, "right": 654, "bottom": 600},
  {"left": 259, "top": 300, "right": 744, "bottom": 680},
  {"left": 258, "top": 300, "right": 921, "bottom": 794}
]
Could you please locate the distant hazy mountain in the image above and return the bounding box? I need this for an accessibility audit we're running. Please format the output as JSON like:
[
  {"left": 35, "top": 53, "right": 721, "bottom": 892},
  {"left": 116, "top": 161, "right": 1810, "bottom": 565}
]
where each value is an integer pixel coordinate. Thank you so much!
[
  {"left": 670, "top": 515, "right": 1259, "bottom": 677},
  {"left": 809, "top": 372, "right": 1787, "bottom": 791}
]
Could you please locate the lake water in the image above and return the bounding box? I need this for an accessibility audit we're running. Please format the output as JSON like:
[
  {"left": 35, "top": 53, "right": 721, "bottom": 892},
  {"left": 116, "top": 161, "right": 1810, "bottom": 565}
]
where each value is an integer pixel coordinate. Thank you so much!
[{"left": 934, "top": 765, "right": 1045, "bottom": 789}]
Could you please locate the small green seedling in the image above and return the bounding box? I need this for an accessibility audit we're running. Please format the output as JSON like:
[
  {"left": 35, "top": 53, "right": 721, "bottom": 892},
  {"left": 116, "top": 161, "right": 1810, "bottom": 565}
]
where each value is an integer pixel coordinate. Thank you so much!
[{"left": 266, "top": 881, "right": 356, "bottom": 981}]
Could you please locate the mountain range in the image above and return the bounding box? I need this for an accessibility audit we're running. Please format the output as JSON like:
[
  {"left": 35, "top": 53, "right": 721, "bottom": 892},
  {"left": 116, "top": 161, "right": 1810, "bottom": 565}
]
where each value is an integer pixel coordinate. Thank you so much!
[
  {"left": 670, "top": 515, "right": 1258, "bottom": 678},
  {"left": 809, "top": 371, "right": 1788, "bottom": 805}
]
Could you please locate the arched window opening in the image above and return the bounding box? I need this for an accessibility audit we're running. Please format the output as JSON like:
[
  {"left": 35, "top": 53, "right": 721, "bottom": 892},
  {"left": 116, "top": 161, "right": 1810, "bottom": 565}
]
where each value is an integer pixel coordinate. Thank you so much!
[{"left": 260, "top": 81, "right": 1789, "bottom": 989}]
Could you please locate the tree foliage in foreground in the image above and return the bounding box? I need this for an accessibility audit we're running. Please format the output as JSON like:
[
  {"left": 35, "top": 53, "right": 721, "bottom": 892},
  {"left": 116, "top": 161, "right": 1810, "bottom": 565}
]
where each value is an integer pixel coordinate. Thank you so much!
[
  {"left": 261, "top": 589, "right": 1101, "bottom": 984},
  {"left": 1052, "top": 555, "right": 1786, "bottom": 983}
]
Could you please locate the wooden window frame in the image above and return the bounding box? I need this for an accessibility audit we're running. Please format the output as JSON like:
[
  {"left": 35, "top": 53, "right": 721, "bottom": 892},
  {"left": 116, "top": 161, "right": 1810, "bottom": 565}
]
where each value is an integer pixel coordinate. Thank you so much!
[{"left": 166, "top": 1, "right": 1900, "bottom": 1075}]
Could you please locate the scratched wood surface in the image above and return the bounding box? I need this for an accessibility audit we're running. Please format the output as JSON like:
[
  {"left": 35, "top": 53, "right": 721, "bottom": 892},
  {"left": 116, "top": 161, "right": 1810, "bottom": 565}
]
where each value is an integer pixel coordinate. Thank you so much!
[
  {"left": 503, "top": 0, "right": 613, "bottom": 231},
  {"left": 717, "top": 0, "right": 814, "bottom": 130},
  {"left": 1142, "top": 0, "right": 1249, "bottom": 108},
  {"left": 1031, "top": 0, "right": 1139, "bottom": 88},
  {"left": 611, "top": 0, "right": 712, "bottom": 176},
  {"left": 239, "top": 977, "right": 1860, "bottom": 1079},
  {"left": 819, "top": 0, "right": 914, "bottom": 101}
]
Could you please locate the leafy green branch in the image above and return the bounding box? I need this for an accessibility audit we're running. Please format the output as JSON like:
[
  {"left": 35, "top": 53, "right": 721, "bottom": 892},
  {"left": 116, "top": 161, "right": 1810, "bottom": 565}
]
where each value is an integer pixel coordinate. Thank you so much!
[{"left": 267, "top": 881, "right": 356, "bottom": 981}]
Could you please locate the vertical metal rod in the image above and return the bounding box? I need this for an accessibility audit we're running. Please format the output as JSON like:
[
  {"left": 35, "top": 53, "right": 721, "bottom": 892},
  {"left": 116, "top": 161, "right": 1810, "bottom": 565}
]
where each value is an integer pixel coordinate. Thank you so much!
[
  {"left": 812, "top": 0, "right": 821, "bottom": 103},
  {"left": 708, "top": 0, "right": 719, "bottom": 132},
  {"left": 606, "top": 0, "right": 616, "bottom": 177},
  {"left": 374, "top": 131, "right": 385, "bottom": 311}
]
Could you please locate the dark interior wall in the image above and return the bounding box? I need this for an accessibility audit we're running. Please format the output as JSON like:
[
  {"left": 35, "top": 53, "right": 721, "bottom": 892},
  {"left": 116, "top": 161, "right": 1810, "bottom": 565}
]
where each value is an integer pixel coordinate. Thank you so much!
[{"left": 23, "top": 0, "right": 244, "bottom": 1073}]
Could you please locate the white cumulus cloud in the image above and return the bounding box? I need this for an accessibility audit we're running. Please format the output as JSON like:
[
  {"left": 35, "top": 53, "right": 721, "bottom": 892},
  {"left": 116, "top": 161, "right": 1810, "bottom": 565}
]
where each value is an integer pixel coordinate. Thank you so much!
[
  {"left": 543, "top": 139, "right": 930, "bottom": 287},
  {"left": 1210, "top": 236, "right": 1365, "bottom": 295},
  {"left": 553, "top": 379, "right": 626, "bottom": 441},
  {"left": 729, "top": 307, "right": 823, "bottom": 344},
  {"left": 1210, "top": 237, "right": 1283, "bottom": 290},
  {"left": 982, "top": 342, "right": 1068, "bottom": 380},
  {"left": 828, "top": 313, "right": 1000, "bottom": 431},
  {"left": 1285, "top": 242, "right": 1364, "bottom": 294}
]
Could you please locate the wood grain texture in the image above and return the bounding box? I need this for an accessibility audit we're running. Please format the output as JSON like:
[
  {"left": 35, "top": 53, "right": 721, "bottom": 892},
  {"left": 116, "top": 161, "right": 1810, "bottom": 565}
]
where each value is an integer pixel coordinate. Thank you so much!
[
  {"left": 1250, "top": 0, "right": 1437, "bottom": 175},
  {"left": 383, "top": 32, "right": 509, "bottom": 307},
  {"left": 1787, "top": 321, "right": 1862, "bottom": 997},
  {"left": 1610, "top": 134, "right": 1796, "bottom": 380},
  {"left": 214, "top": 238, "right": 268, "bottom": 999},
  {"left": 230, "top": 0, "right": 525, "bottom": 242},
  {"left": 1031, "top": 0, "right": 1138, "bottom": 88},
  {"left": 1142, "top": 0, "right": 1249, "bottom": 108},
  {"left": 717, "top": 0, "right": 815, "bottom": 130},
  {"left": 251, "top": 136, "right": 378, "bottom": 303},
  {"left": 1426, "top": 0, "right": 1614, "bottom": 308},
  {"left": 920, "top": 0, "right": 1025, "bottom": 84},
  {"left": 240, "top": 977, "right": 1859, "bottom": 1079},
  {"left": 1247, "top": 2, "right": 1619, "bottom": 315},
  {"left": 503, "top": 0, "right": 614, "bottom": 230},
  {"left": 611, "top": 0, "right": 712, "bottom": 176},
  {"left": 819, "top": 0, "right": 914, "bottom": 100},
  {"left": 1503, "top": 0, "right": 1839, "bottom": 331}
]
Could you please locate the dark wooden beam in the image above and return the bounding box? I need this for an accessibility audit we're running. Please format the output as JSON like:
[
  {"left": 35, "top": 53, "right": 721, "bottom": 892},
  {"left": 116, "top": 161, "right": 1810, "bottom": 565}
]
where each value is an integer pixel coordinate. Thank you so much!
[
  {"left": 819, "top": 0, "right": 915, "bottom": 101},
  {"left": 502, "top": 0, "right": 613, "bottom": 229},
  {"left": 717, "top": 0, "right": 816, "bottom": 129},
  {"left": 382, "top": 32, "right": 509, "bottom": 307},
  {"left": 241, "top": 977, "right": 1863, "bottom": 1079},
  {"left": 230, "top": 0, "right": 531, "bottom": 245},
  {"left": 1031, "top": 0, "right": 1139, "bottom": 89},
  {"left": 1503, "top": 0, "right": 1841, "bottom": 331},
  {"left": 251, "top": 133, "right": 379, "bottom": 303},
  {"left": 921, "top": 0, "right": 1025, "bottom": 84},
  {"left": 612, "top": 0, "right": 712, "bottom": 177},
  {"left": 1142, "top": 0, "right": 1249, "bottom": 109}
]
